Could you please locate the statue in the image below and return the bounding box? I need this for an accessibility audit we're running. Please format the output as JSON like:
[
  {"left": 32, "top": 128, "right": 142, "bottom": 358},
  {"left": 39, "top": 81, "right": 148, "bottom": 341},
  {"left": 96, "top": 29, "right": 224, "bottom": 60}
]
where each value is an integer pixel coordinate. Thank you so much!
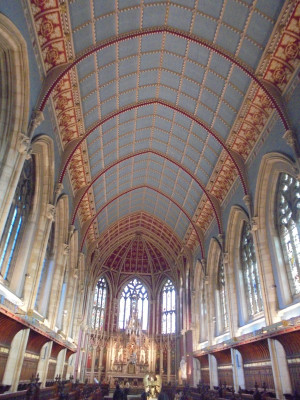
[
  {"left": 143, "top": 374, "right": 162, "bottom": 400},
  {"left": 117, "top": 347, "right": 123, "bottom": 362},
  {"left": 180, "top": 356, "right": 187, "bottom": 380},
  {"left": 140, "top": 348, "right": 146, "bottom": 363}
]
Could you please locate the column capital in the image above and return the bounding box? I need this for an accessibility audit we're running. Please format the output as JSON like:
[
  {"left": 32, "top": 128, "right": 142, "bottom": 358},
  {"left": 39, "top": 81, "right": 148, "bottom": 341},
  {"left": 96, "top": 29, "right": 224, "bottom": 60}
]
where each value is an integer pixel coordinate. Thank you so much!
[
  {"left": 243, "top": 194, "right": 252, "bottom": 217},
  {"left": 46, "top": 204, "right": 55, "bottom": 221},
  {"left": 54, "top": 183, "right": 64, "bottom": 201},
  {"left": 251, "top": 216, "right": 259, "bottom": 232},
  {"left": 17, "top": 132, "right": 31, "bottom": 159},
  {"left": 63, "top": 244, "right": 70, "bottom": 256},
  {"left": 283, "top": 129, "right": 297, "bottom": 149},
  {"left": 28, "top": 110, "right": 44, "bottom": 136}
]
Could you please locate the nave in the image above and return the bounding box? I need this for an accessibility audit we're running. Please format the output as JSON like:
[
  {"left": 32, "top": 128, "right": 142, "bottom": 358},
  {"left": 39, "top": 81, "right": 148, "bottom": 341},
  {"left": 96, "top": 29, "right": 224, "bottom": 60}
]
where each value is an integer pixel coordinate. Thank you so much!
[{"left": 0, "top": 0, "right": 300, "bottom": 399}]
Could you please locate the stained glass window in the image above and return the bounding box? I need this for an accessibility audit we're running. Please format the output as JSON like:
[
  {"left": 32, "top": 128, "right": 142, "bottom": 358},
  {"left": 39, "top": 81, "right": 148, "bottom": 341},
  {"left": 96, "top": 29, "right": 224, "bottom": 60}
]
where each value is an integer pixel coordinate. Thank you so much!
[
  {"left": 162, "top": 279, "right": 176, "bottom": 334},
  {"left": 240, "top": 222, "right": 263, "bottom": 317},
  {"left": 91, "top": 277, "right": 107, "bottom": 330},
  {"left": 217, "top": 256, "right": 228, "bottom": 332},
  {"left": 0, "top": 158, "right": 35, "bottom": 280},
  {"left": 277, "top": 173, "right": 300, "bottom": 296},
  {"left": 118, "top": 279, "right": 148, "bottom": 331}
]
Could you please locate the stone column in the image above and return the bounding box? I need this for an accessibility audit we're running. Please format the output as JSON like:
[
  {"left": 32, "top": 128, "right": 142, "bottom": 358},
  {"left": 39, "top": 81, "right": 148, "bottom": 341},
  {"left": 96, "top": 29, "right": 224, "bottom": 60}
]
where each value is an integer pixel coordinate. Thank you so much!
[
  {"left": 90, "top": 346, "right": 96, "bottom": 383},
  {"left": 283, "top": 130, "right": 300, "bottom": 177},
  {"left": 55, "top": 348, "right": 67, "bottom": 378},
  {"left": 2, "top": 329, "right": 30, "bottom": 392},
  {"left": 98, "top": 345, "right": 104, "bottom": 381},
  {"left": 231, "top": 348, "right": 245, "bottom": 391},
  {"left": 160, "top": 341, "right": 163, "bottom": 374},
  {"left": 208, "top": 354, "right": 218, "bottom": 389},
  {"left": 167, "top": 338, "right": 171, "bottom": 383},
  {"left": 37, "top": 341, "right": 53, "bottom": 388},
  {"left": 268, "top": 338, "right": 292, "bottom": 400}
]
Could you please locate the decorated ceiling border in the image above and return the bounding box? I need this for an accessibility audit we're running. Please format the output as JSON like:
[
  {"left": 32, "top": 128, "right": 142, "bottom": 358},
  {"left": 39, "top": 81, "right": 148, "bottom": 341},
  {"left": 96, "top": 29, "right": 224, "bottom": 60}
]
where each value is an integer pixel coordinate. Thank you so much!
[
  {"left": 27, "top": 0, "right": 299, "bottom": 251},
  {"left": 186, "top": 2, "right": 300, "bottom": 249},
  {"left": 28, "top": 0, "right": 99, "bottom": 244}
]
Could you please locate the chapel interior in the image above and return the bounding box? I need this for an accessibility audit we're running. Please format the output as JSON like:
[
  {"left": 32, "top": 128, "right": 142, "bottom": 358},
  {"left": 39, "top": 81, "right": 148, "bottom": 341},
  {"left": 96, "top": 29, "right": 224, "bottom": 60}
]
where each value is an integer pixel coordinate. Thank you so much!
[{"left": 0, "top": 0, "right": 300, "bottom": 399}]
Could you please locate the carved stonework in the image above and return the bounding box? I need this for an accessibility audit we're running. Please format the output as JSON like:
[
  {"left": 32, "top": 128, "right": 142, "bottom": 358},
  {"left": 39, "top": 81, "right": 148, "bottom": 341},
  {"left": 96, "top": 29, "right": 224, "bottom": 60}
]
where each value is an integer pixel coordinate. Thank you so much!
[
  {"left": 243, "top": 194, "right": 252, "bottom": 216},
  {"left": 28, "top": 110, "right": 44, "bottom": 136},
  {"left": 284, "top": 129, "right": 297, "bottom": 149},
  {"left": 17, "top": 133, "right": 31, "bottom": 157},
  {"left": 46, "top": 204, "right": 55, "bottom": 221},
  {"left": 251, "top": 217, "right": 259, "bottom": 232},
  {"left": 63, "top": 244, "right": 70, "bottom": 256},
  {"left": 54, "top": 182, "right": 64, "bottom": 200}
]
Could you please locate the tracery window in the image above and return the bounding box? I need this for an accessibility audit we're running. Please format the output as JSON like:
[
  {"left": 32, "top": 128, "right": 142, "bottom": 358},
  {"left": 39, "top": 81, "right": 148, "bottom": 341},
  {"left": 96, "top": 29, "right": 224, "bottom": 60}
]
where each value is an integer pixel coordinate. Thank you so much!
[
  {"left": 217, "top": 256, "right": 228, "bottom": 332},
  {"left": 276, "top": 173, "right": 300, "bottom": 296},
  {"left": 119, "top": 279, "right": 148, "bottom": 331},
  {"left": 91, "top": 277, "right": 107, "bottom": 330},
  {"left": 162, "top": 279, "right": 176, "bottom": 334},
  {"left": 0, "top": 158, "right": 35, "bottom": 280},
  {"left": 240, "top": 222, "right": 263, "bottom": 317}
]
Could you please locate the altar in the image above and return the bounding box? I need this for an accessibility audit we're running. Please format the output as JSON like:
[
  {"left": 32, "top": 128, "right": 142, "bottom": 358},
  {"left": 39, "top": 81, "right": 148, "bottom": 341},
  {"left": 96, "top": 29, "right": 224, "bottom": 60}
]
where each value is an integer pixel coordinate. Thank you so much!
[{"left": 106, "top": 292, "right": 153, "bottom": 386}]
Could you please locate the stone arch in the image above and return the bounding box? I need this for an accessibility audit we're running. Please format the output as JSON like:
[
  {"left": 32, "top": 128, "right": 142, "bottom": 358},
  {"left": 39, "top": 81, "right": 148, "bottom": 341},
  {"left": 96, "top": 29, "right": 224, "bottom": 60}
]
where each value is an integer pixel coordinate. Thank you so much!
[
  {"left": 254, "top": 152, "right": 298, "bottom": 316},
  {"left": 226, "top": 205, "right": 250, "bottom": 330},
  {"left": 8, "top": 135, "right": 55, "bottom": 302},
  {"left": 0, "top": 14, "right": 30, "bottom": 234}
]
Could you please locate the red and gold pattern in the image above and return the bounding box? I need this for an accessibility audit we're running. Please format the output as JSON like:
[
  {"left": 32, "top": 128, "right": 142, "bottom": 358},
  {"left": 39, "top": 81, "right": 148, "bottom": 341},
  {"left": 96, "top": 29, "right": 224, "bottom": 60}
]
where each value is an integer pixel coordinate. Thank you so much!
[
  {"left": 263, "top": 4, "right": 300, "bottom": 91},
  {"left": 30, "top": 0, "right": 68, "bottom": 72},
  {"left": 28, "top": 0, "right": 300, "bottom": 251}
]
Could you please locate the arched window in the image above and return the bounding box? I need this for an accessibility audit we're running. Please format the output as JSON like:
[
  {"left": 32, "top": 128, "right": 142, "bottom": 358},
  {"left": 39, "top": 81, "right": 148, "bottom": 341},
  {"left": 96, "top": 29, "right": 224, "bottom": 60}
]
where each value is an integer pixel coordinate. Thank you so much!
[
  {"left": 161, "top": 279, "right": 176, "bottom": 334},
  {"left": 217, "top": 256, "right": 228, "bottom": 333},
  {"left": 240, "top": 222, "right": 263, "bottom": 317},
  {"left": 276, "top": 173, "right": 300, "bottom": 296},
  {"left": 119, "top": 279, "right": 148, "bottom": 331},
  {"left": 91, "top": 277, "right": 107, "bottom": 330},
  {"left": 0, "top": 158, "right": 35, "bottom": 281}
]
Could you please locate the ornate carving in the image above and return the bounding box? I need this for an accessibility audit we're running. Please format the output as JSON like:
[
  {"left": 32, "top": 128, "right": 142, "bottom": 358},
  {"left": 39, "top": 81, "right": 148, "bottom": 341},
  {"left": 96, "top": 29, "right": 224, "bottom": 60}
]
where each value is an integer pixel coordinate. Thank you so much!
[
  {"left": 243, "top": 194, "right": 252, "bottom": 216},
  {"left": 63, "top": 244, "right": 70, "bottom": 256},
  {"left": 28, "top": 110, "right": 44, "bottom": 136},
  {"left": 251, "top": 217, "right": 259, "bottom": 232},
  {"left": 17, "top": 133, "right": 31, "bottom": 157},
  {"left": 54, "top": 183, "right": 64, "bottom": 200},
  {"left": 46, "top": 204, "right": 55, "bottom": 221},
  {"left": 284, "top": 129, "right": 297, "bottom": 149}
]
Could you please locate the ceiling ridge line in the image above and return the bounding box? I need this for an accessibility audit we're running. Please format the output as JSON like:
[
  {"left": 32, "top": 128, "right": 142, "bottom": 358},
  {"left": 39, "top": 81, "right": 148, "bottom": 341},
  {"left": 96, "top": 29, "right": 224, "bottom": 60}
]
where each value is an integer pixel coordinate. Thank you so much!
[
  {"left": 70, "top": 148, "right": 223, "bottom": 233},
  {"left": 79, "top": 184, "right": 205, "bottom": 257},
  {"left": 37, "top": 26, "right": 289, "bottom": 130}
]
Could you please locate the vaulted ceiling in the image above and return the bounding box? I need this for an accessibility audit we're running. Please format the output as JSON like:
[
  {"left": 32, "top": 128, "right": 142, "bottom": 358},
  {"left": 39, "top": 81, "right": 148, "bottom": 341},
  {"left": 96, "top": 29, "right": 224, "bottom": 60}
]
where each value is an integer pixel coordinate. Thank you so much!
[{"left": 28, "top": 0, "right": 299, "bottom": 282}]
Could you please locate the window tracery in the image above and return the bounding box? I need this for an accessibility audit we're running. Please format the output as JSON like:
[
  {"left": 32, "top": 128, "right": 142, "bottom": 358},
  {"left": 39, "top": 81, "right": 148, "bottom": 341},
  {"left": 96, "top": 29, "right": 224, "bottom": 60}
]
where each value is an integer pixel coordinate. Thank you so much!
[
  {"left": 91, "top": 277, "right": 107, "bottom": 330},
  {"left": 0, "top": 158, "right": 35, "bottom": 280},
  {"left": 276, "top": 173, "right": 300, "bottom": 296},
  {"left": 119, "top": 279, "right": 148, "bottom": 331},
  {"left": 161, "top": 279, "right": 176, "bottom": 334},
  {"left": 240, "top": 222, "right": 263, "bottom": 317}
]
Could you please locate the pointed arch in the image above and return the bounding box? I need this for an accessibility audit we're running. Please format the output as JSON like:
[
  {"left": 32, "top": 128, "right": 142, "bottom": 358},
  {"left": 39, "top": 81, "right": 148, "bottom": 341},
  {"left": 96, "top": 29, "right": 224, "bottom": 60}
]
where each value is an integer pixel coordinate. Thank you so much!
[
  {"left": 254, "top": 152, "right": 299, "bottom": 310},
  {"left": 0, "top": 14, "right": 30, "bottom": 232}
]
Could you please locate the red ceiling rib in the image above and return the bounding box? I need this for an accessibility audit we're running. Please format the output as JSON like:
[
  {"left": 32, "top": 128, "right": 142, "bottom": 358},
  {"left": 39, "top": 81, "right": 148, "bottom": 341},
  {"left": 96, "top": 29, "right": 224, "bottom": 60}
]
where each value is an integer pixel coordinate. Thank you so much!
[
  {"left": 71, "top": 149, "right": 223, "bottom": 233},
  {"left": 37, "top": 27, "right": 289, "bottom": 131},
  {"left": 59, "top": 99, "right": 247, "bottom": 194},
  {"left": 80, "top": 184, "right": 204, "bottom": 257}
]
